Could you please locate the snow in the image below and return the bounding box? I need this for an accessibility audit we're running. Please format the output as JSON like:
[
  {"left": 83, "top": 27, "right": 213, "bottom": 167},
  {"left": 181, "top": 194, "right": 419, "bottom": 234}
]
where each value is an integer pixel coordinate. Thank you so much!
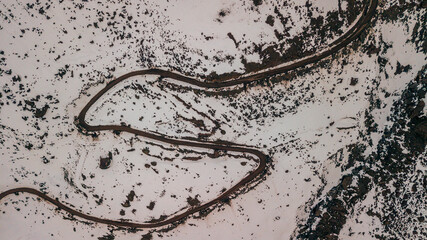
[{"left": 1, "top": 0, "right": 425, "bottom": 239}]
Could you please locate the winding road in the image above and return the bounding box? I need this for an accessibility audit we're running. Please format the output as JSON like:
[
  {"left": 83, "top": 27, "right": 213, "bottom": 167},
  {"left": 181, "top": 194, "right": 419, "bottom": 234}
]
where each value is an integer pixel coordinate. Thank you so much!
[{"left": 0, "top": 0, "right": 377, "bottom": 229}]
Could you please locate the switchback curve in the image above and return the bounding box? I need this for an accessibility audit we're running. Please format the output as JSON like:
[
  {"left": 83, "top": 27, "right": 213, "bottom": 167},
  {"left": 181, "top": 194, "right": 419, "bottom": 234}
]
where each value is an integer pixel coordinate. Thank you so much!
[{"left": 0, "top": 0, "right": 377, "bottom": 229}]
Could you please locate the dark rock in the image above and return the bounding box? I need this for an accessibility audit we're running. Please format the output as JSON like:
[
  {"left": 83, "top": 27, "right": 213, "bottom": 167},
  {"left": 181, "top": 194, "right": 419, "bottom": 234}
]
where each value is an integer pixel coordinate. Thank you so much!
[
  {"left": 395, "top": 62, "right": 412, "bottom": 75},
  {"left": 187, "top": 195, "right": 201, "bottom": 207},
  {"left": 34, "top": 104, "right": 49, "bottom": 118},
  {"left": 42, "top": 156, "right": 49, "bottom": 164},
  {"left": 366, "top": 44, "right": 380, "bottom": 55},
  {"left": 121, "top": 200, "right": 130, "bottom": 208},
  {"left": 147, "top": 201, "right": 155, "bottom": 210},
  {"left": 99, "top": 152, "right": 112, "bottom": 169},
  {"left": 127, "top": 190, "right": 136, "bottom": 202},
  {"left": 409, "top": 100, "right": 425, "bottom": 119},
  {"left": 253, "top": 0, "right": 262, "bottom": 6},
  {"left": 141, "top": 233, "right": 153, "bottom": 240},
  {"left": 341, "top": 175, "right": 353, "bottom": 190},
  {"left": 12, "top": 75, "right": 21, "bottom": 82},
  {"left": 414, "top": 120, "right": 427, "bottom": 140},
  {"left": 98, "top": 233, "right": 115, "bottom": 240},
  {"left": 24, "top": 142, "right": 33, "bottom": 150},
  {"left": 266, "top": 15, "right": 275, "bottom": 26}
]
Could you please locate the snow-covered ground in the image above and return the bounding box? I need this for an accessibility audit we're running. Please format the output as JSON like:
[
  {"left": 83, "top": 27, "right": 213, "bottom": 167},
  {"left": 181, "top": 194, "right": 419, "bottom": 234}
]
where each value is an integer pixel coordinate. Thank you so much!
[{"left": 0, "top": 0, "right": 425, "bottom": 239}]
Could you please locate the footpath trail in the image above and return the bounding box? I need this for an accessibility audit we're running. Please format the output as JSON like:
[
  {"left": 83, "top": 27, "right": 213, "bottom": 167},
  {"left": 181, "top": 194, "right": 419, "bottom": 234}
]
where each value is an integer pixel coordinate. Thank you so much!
[{"left": 0, "top": 0, "right": 378, "bottom": 229}]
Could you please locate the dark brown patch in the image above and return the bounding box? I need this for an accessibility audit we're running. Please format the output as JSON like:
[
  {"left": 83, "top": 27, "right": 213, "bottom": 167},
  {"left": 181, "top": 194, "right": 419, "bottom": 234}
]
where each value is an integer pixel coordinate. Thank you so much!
[
  {"left": 147, "top": 201, "right": 155, "bottom": 210},
  {"left": 187, "top": 195, "right": 201, "bottom": 207},
  {"left": 266, "top": 15, "right": 275, "bottom": 26},
  {"left": 99, "top": 152, "right": 112, "bottom": 169}
]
